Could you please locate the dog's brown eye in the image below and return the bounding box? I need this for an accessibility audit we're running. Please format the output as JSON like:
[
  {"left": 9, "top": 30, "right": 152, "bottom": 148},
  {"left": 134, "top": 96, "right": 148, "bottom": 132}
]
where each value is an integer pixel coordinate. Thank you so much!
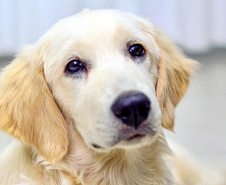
[
  {"left": 66, "top": 60, "right": 86, "bottom": 74},
  {"left": 129, "top": 44, "right": 145, "bottom": 57}
]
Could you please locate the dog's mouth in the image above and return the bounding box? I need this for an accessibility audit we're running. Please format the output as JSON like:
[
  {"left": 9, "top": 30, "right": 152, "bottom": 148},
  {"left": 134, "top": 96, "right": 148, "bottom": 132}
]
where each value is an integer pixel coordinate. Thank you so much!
[
  {"left": 127, "top": 134, "right": 145, "bottom": 141},
  {"left": 90, "top": 124, "right": 156, "bottom": 150},
  {"left": 90, "top": 121, "right": 158, "bottom": 151},
  {"left": 91, "top": 134, "right": 146, "bottom": 150}
]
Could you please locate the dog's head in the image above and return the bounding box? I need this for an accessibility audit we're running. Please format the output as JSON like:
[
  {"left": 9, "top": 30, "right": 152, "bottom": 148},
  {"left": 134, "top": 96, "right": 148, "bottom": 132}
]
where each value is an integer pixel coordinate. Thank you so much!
[{"left": 0, "top": 10, "right": 197, "bottom": 163}]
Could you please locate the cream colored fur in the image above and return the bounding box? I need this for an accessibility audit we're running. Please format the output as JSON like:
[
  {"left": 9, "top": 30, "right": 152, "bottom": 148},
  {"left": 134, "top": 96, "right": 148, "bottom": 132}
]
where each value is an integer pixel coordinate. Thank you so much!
[
  {"left": 0, "top": 9, "right": 220, "bottom": 185},
  {"left": 168, "top": 142, "right": 226, "bottom": 185}
]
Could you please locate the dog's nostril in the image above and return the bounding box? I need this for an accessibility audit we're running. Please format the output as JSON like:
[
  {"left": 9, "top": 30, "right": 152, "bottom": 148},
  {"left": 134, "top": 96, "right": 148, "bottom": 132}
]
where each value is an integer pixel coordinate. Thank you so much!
[
  {"left": 139, "top": 104, "right": 150, "bottom": 117},
  {"left": 111, "top": 91, "right": 151, "bottom": 129},
  {"left": 121, "top": 108, "right": 131, "bottom": 117}
]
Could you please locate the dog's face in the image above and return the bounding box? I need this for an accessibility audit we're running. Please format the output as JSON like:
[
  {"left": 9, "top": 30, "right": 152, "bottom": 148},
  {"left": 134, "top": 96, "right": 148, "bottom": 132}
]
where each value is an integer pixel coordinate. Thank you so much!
[
  {"left": 0, "top": 10, "right": 196, "bottom": 163},
  {"left": 44, "top": 10, "right": 161, "bottom": 151}
]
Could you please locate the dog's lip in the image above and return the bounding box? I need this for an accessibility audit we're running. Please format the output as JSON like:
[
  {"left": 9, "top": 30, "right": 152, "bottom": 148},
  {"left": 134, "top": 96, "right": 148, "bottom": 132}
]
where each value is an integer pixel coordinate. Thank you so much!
[
  {"left": 90, "top": 133, "right": 147, "bottom": 150},
  {"left": 126, "top": 134, "right": 145, "bottom": 141}
]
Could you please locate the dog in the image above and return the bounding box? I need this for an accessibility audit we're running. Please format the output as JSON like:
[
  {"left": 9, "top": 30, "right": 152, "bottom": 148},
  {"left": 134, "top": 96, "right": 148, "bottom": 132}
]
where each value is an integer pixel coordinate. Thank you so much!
[{"left": 0, "top": 9, "right": 200, "bottom": 184}]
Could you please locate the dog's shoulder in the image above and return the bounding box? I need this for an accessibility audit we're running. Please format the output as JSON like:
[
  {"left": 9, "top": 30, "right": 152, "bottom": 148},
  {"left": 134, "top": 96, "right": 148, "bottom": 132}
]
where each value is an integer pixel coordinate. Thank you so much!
[{"left": 0, "top": 141, "right": 33, "bottom": 185}]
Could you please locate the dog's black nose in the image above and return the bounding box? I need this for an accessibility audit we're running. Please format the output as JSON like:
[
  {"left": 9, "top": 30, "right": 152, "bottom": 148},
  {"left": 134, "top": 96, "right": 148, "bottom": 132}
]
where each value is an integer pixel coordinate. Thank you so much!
[{"left": 111, "top": 91, "right": 151, "bottom": 129}]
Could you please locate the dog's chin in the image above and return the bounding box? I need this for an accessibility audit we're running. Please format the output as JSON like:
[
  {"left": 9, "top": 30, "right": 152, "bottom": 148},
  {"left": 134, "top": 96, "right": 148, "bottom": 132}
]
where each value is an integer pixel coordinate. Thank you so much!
[{"left": 89, "top": 134, "right": 158, "bottom": 152}]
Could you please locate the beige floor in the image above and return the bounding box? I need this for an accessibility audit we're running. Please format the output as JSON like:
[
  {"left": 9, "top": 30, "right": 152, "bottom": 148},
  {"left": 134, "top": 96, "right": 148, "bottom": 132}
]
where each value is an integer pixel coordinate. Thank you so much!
[{"left": 0, "top": 50, "right": 226, "bottom": 169}]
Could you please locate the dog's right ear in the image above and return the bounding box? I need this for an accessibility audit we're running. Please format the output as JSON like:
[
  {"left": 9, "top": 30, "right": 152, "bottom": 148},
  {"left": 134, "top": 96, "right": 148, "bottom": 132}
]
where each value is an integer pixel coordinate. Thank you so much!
[{"left": 0, "top": 47, "right": 68, "bottom": 163}]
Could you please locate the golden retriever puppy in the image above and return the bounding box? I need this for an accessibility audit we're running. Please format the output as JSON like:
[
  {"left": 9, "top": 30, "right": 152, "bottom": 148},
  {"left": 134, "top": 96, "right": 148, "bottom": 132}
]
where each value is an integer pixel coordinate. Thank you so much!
[{"left": 0, "top": 9, "right": 197, "bottom": 185}]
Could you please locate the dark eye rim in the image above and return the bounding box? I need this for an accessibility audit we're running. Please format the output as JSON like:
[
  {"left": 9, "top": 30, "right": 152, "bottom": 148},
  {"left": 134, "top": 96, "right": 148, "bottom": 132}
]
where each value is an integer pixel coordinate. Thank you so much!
[
  {"left": 65, "top": 59, "right": 87, "bottom": 74},
  {"left": 128, "top": 43, "right": 146, "bottom": 58}
]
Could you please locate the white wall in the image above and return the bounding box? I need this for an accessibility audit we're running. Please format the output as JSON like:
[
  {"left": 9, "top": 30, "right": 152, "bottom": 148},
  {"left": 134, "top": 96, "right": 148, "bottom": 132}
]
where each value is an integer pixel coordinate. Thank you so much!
[{"left": 0, "top": 0, "right": 226, "bottom": 55}]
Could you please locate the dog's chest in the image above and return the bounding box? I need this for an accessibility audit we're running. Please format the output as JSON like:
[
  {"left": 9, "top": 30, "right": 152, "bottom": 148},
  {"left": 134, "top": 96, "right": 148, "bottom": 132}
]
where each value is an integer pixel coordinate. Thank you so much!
[{"left": 69, "top": 150, "right": 173, "bottom": 185}]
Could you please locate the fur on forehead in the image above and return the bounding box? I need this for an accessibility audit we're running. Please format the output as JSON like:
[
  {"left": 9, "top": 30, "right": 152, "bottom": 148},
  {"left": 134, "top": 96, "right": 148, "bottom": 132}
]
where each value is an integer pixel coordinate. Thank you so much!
[{"left": 37, "top": 10, "right": 160, "bottom": 71}]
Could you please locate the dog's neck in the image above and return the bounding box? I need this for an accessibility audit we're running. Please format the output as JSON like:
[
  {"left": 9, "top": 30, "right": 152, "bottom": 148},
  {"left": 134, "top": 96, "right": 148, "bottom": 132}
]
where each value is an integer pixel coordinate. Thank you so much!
[{"left": 49, "top": 124, "right": 173, "bottom": 185}]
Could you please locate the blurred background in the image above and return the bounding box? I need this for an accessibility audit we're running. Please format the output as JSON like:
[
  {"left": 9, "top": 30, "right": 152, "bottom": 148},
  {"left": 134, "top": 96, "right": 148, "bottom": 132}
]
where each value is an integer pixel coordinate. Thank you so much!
[{"left": 0, "top": 0, "right": 226, "bottom": 169}]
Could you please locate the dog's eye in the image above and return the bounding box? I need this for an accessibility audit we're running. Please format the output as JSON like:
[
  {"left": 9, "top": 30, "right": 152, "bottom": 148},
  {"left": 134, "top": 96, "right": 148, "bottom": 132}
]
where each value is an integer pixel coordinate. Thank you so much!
[
  {"left": 129, "top": 44, "right": 145, "bottom": 57},
  {"left": 66, "top": 60, "right": 86, "bottom": 74}
]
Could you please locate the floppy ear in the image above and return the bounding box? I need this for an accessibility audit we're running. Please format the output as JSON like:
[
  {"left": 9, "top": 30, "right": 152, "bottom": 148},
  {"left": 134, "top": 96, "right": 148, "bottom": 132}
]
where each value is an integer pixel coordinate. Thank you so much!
[
  {"left": 0, "top": 47, "right": 68, "bottom": 163},
  {"left": 134, "top": 16, "right": 197, "bottom": 131},
  {"left": 155, "top": 30, "right": 197, "bottom": 131}
]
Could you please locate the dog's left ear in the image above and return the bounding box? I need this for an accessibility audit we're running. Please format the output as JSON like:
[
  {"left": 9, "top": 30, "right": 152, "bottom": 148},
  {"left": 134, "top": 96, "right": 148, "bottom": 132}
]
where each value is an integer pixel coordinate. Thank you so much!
[
  {"left": 135, "top": 17, "right": 198, "bottom": 131},
  {"left": 0, "top": 47, "right": 68, "bottom": 163},
  {"left": 155, "top": 31, "right": 197, "bottom": 131}
]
